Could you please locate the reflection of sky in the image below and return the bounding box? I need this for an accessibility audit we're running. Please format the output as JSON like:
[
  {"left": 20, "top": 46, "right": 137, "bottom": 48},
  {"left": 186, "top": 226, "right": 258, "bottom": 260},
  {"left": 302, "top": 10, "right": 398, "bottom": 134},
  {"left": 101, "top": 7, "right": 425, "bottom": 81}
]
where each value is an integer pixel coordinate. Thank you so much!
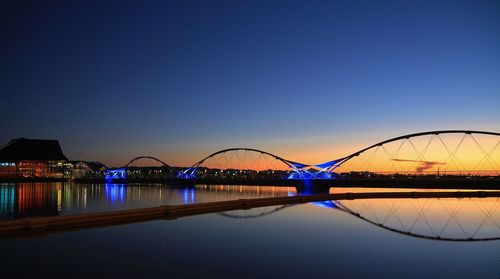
[
  {"left": 49, "top": 184, "right": 298, "bottom": 216},
  {"left": 2, "top": 183, "right": 499, "bottom": 242},
  {"left": 1, "top": 183, "right": 500, "bottom": 277},
  {"left": 1, "top": 202, "right": 500, "bottom": 278}
]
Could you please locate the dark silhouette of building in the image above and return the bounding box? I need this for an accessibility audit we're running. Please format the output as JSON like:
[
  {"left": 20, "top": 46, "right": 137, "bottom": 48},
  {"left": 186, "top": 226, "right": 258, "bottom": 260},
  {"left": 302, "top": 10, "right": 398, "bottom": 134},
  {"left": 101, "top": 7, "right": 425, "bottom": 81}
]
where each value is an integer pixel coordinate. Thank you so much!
[{"left": 0, "top": 138, "right": 69, "bottom": 178}]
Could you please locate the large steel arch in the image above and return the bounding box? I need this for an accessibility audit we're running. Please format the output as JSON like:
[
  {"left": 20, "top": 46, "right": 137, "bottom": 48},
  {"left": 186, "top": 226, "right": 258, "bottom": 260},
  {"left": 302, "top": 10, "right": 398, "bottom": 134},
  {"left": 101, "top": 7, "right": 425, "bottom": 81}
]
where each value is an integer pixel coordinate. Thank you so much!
[
  {"left": 179, "top": 148, "right": 309, "bottom": 179},
  {"left": 105, "top": 156, "right": 175, "bottom": 180},
  {"left": 316, "top": 130, "right": 500, "bottom": 175},
  {"left": 124, "top": 156, "right": 171, "bottom": 168}
]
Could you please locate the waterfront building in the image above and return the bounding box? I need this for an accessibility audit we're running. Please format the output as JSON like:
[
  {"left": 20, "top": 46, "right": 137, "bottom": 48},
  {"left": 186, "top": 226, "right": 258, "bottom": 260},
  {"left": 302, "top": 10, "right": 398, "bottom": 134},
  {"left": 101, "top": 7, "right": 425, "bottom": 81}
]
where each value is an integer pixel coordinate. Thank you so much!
[{"left": 0, "top": 138, "right": 69, "bottom": 178}]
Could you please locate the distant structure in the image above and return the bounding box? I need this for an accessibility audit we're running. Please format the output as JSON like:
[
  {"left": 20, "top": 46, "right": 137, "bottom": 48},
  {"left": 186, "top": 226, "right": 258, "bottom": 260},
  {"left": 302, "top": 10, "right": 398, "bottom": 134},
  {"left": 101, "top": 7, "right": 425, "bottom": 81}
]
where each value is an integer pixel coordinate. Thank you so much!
[
  {"left": 71, "top": 161, "right": 107, "bottom": 179},
  {"left": 1, "top": 129, "right": 499, "bottom": 180},
  {"left": 0, "top": 138, "right": 69, "bottom": 178}
]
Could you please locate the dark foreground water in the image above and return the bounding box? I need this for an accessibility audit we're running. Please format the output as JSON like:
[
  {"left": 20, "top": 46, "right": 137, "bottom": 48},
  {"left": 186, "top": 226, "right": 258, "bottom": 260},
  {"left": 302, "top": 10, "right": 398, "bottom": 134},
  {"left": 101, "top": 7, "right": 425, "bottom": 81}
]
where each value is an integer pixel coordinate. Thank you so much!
[{"left": 1, "top": 183, "right": 499, "bottom": 278}]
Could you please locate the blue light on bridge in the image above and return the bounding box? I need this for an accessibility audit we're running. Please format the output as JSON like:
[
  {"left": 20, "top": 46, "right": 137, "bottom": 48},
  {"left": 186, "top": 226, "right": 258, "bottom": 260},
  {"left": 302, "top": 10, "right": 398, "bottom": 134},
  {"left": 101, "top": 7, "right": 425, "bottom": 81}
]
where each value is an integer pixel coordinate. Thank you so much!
[
  {"left": 104, "top": 168, "right": 127, "bottom": 180},
  {"left": 286, "top": 171, "right": 334, "bottom": 180},
  {"left": 178, "top": 168, "right": 197, "bottom": 179}
]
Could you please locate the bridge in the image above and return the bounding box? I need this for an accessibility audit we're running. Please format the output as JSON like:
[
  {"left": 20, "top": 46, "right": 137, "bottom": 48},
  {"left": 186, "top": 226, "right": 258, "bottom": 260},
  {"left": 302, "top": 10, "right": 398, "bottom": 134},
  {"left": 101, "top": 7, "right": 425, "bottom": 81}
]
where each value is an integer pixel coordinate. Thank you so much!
[
  {"left": 104, "top": 156, "right": 177, "bottom": 180},
  {"left": 103, "top": 130, "right": 500, "bottom": 180}
]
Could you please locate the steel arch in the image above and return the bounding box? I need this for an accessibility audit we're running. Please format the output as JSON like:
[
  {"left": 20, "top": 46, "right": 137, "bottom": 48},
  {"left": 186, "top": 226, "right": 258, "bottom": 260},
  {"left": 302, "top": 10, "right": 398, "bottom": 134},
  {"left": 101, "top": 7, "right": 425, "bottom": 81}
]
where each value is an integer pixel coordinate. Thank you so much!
[
  {"left": 319, "top": 130, "right": 500, "bottom": 174},
  {"left": 179, "top": 147, "right": 309, "bottom": 179},
  {"left": 124, "top": 156, "right": 171, "bottom": 168},
  {"left": 105, "top": 156, "right": 175, "bottom": 180}
]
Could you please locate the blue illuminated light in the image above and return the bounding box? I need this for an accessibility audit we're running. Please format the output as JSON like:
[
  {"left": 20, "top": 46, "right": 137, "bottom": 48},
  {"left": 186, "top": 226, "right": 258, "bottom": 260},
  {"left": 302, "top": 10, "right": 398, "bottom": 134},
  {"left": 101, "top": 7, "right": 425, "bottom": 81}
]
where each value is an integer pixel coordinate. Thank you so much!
[
  {"left": 183, "top": 188, "right": 188, "bottom": 204},
  {"left": 179, "top": 157, "right": 337, "bottom": 181},
  {"left": 105, "top": 183, "right": 126, "bottom": 204},
  {"left": 314, "top": 160, "right": 341, "bottom": 170},
  {"left": 312, "top": 201, "right": 337, "bottom": 209},
  {"left": 180, "top": 187, "right": 196, "bottom": 204},
  {"left": 286, "top": 160, "right": 309, "bottom": 169},
  {"left": 286, "top": 169, "right": 335, "bottom": 180},
  {"left": 104, "top": 168, "right": 127, "bottom": 180},
  {"left": 178, "top": 167, "right": 197, "bottom": 179}
]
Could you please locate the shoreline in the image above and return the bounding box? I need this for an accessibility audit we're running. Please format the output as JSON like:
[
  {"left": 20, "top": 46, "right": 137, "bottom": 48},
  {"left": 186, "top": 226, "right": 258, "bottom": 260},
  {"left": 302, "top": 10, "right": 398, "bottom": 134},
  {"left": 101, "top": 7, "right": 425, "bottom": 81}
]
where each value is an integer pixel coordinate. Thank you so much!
[
  {"left": 0, "top": 177, "right": 499, "bottom": 190},
  {"left": 1, "top": 190, "right": 499, "bottom": 239}
]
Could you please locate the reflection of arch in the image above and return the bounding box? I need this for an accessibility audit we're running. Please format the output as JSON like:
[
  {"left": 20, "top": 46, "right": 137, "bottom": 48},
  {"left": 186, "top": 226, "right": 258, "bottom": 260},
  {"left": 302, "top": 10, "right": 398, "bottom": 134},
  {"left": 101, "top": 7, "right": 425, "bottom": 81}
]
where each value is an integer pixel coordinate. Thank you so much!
[
  {"left": 215, "top": 194, "right": 500, "bottom": 242},
  {"left": 333, "top": 200, "right": 500, "bottom": 242},
  {"left": 316, "top": 130, "right": 500, "bottom": 174},
  {"left": 217, "top": 205, "right": 292, "bottom": 219},
  {"left": 124, "top": 156, "right": 171, "bottom": 168},
  {"left": 179, "top": 148, "right": 308, "bottom": 179}
]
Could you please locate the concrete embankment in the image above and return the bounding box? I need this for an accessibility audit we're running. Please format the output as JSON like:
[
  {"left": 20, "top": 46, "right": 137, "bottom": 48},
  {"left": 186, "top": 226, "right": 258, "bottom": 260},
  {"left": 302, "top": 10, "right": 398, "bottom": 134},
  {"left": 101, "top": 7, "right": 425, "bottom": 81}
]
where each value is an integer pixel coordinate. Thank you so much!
[{"left": 0, "top": 191, "right": 499, "bottom": 239}]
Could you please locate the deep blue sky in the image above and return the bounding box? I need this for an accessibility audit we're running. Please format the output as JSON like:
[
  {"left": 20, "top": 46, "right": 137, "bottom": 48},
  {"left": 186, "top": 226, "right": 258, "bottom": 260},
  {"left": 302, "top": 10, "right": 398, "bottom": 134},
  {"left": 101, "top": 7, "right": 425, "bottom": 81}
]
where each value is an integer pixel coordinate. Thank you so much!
[{"left": 1, "top": 0, "right": 499, "bottom": 166}]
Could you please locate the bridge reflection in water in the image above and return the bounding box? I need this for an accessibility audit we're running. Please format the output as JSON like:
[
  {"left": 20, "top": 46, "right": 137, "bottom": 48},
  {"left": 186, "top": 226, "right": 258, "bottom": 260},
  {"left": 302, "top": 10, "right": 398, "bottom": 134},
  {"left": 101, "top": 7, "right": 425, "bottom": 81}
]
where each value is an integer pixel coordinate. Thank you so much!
[
  {"left": 234, "top": 197, "right": 500, "bottom": 241},
  {"left": 0, "top": 183, "right": 499, "bottom": 241},
  {"left": 217, "top": 189, "right": 500, "bottom": 242}
]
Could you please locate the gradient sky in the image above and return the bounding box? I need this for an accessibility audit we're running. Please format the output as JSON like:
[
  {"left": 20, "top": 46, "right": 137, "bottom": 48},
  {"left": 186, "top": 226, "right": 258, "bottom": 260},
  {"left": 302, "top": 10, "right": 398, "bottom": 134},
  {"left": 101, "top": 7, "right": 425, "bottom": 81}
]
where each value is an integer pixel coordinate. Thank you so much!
[{"left": 1, "top": 0, "right": 499, "bottom": 167}]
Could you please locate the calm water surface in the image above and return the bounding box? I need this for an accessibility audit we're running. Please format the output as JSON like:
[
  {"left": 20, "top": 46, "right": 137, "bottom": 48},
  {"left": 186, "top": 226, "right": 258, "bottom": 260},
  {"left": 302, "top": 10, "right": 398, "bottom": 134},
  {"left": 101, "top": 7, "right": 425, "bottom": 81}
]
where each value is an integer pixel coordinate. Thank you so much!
[{"left": 0, "top": 182, "right": 499, "bottom": 278}]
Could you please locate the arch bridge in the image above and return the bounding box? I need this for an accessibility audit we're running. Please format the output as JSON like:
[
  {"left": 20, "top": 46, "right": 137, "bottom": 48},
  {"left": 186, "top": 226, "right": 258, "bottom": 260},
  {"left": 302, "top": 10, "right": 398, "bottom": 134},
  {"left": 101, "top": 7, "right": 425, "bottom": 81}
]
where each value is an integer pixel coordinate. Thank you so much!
[
  {"left": 314, "top": 130, "right": 500, "bottom": 178},
  {"left": 103, "top": 130, "right": 500, "bottom": 180},
  {"left": 104, "top": 156, "right": 177, "bottom": 180},
  {"left": 178, "top": 148, "right": 309, "bottom": 179},
  {"left": 178, "top": 130, "right": 500, "bottom": 180}
]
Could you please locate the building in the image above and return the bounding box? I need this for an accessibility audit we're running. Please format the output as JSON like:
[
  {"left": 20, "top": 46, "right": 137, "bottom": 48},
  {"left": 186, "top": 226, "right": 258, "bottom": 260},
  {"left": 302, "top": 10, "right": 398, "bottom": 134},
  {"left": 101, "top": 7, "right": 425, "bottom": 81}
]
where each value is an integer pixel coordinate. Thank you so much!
[
  {"left": 71, "top": 161, "right": 107, "bottom": 179},
  {"left": 0, "top": 138, "right": 69, "bottom": 178}
]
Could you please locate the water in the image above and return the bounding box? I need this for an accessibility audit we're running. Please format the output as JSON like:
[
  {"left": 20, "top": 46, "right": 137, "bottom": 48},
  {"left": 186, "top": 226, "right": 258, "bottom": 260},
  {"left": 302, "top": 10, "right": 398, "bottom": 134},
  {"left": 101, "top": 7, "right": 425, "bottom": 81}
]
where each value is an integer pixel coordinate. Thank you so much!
[
  {"left": 0, "top": 183, "right": 298, "bottom": 219},
  {"left": 1, "top": 183, "right": 499, "bottom": 278}
]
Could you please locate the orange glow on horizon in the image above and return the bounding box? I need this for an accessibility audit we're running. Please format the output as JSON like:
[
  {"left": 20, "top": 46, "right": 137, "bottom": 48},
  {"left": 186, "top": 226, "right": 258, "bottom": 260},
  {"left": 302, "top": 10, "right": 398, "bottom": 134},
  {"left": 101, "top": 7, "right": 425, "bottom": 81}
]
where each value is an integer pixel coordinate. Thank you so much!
[{"left": 104, "top": 133, "right": 499, "bottom": 175}]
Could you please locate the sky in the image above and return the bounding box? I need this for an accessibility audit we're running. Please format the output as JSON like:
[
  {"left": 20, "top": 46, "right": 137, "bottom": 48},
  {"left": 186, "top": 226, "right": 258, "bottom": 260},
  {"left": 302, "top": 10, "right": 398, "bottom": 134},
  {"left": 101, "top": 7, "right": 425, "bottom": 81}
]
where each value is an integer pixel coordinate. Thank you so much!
[{"left": 0, "top": 0, "right": 499, "bottom": 167}]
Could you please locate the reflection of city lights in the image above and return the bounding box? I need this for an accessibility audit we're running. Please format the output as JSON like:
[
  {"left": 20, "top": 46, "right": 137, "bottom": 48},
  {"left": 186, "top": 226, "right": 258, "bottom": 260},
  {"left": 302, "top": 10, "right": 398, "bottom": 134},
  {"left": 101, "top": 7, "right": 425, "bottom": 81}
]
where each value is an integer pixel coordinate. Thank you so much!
[
  {"left": 181, "top": 188, "right": 196, "bottom": 204},
  {"left": 57, "top": 188, "right": 62, "bottom": 212},
  {"left": 105, "top": 184, "right": 126, "bottom": 204},
  {"left": 0, "top": 184, "right": 15, "bottom": 217}
]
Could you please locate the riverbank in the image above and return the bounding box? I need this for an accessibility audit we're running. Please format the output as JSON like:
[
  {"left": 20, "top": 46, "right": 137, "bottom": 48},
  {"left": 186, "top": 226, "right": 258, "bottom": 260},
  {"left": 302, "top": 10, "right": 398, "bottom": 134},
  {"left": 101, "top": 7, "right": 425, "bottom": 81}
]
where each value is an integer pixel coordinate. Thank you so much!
[
  {"left": 1, "top": 177, "right": 499, "bottom": 189},
  {"left": 2, "top": 190, "right": 499, "bottom": 239}
]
